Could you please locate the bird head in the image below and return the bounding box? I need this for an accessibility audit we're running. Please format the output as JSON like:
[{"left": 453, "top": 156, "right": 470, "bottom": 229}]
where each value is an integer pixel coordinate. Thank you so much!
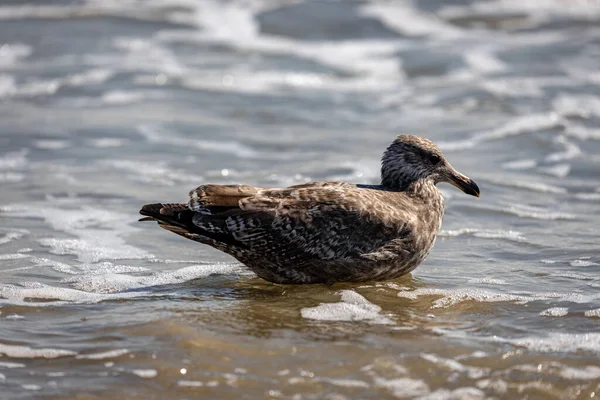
[{"left": 381, "top": 135, "right": 480, "bottom": 197}]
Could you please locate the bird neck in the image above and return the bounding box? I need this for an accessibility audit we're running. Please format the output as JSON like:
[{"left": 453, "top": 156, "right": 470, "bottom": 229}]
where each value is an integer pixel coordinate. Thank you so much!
[
  {"left": 381, "top": 176, "right": 436, "bottom": 195},
  {"left": 406, "top": 179, "right": 445, "bottom": 235},
  {"left": 401, "top": 178, "right": 443, "bottom": 205},
  {"left": 402, "top": 178, "right": 444, "bottom": 213}
]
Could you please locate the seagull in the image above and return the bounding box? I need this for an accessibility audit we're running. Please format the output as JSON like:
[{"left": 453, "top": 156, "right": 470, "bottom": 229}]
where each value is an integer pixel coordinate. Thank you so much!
[{"left": 139, "top": 135, "right": 479, "bottom": 284}]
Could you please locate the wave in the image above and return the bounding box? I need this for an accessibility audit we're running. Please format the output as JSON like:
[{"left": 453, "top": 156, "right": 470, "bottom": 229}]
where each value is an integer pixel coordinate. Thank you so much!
[
  {"left": 440, "top": 228, "right": 527, "bottom": 242},
  {"left": 397, "top": 286, "right": 599, "bottom": 309}
]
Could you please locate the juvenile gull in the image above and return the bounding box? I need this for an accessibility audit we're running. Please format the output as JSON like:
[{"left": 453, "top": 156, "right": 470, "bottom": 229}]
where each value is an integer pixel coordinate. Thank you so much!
[{"left": 139, "top": 135, "right": 480, "bottom": 284}]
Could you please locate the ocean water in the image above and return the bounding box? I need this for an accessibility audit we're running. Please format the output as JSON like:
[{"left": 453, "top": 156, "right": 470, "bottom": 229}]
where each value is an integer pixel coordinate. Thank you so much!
[{"left": 1, "top": 0, "right": 600, "bottom": 398}]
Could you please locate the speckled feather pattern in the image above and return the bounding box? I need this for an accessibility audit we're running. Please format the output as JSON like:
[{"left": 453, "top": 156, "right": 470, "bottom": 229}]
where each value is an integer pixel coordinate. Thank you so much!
[{"left": 140, "top": 135, "right": 478, "bottom": 284}]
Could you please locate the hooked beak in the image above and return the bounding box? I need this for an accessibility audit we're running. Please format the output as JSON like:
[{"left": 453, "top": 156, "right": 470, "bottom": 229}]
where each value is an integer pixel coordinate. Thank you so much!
[{"left": 448, "top": 171, "right": 480, "bottom": 197}]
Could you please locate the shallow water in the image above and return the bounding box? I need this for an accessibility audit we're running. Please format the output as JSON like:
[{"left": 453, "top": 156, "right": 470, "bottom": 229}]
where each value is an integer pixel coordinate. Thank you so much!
[{"left": 1, "top": 0, "right": 600, "bottom": 399}]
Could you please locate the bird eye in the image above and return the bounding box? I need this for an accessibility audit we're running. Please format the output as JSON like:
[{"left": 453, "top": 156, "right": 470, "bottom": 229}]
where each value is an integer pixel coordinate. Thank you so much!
[{"left": 428, "top": 153, "right": 441, "bottom": 165}]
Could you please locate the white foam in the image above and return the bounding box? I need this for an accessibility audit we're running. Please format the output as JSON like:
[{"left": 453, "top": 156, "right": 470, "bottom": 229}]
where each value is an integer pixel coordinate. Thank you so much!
[
  {"left": 16, "top": 77, "right": 61, "bottom": 97},
  {"left": 186, "top": 1, "right": 258, "bottom": 42},
  {"left": 66, "top": 68, "right": 114, "bottom": 86},
  {"left": 38, "top": 236, "right": 149, "bottom": 264},
  {"left": 112, "top": 37, "right": 186, "bottom": 76},
  {"left": 0, "top": 283, "right": 151, "bottom": 305},
  {"left": 34, "top": 140, "right": 69, "bottom": 150},
  {"left": 446, "top": 0, "right": 600, "bottom": 24},
  {"left": 0, "top": 43, "right": 32, "bottom": 67},
  {"left": 574, "top": 192, "right": 600, "bottom": 201},
  {"left": 76, "top": 349, "right": 129, "bottom": 360},
  {"left": 64, "top": 263, "right": 246, "bottom": 293},
  {"left": 301, "top": 290, "right": 393, "bottom": 325},
  {"left": 584, "top": 309, "right": 600, "bottom": 318},
  {"left": 181, "top": 69, "right": 339, "bottom": 94},
  {"left": 483, "top": 177, "right": 567, "bottom": 194},
  {"left": 509, "top": 333, "right": 600, "bottom": 354},
  {"left": 79, "top": 261, "right": 149, "bottom": 274},
  {"left": 0, "top": 172, "right": 25, "bottom": 183},
  {"left": 546, "top": 136, "right": 581, "bottom": 163},
  {"left": 482, "top": 78, "right": 545, "bottom": 98},
  {"left": 488, "top": 113, "right": 563, "bottom": 140},
  {"left": 466, "top": 277, "right": 508, "bottom": 285},
  {"left": 423, "top": 387, "right": 486, "bottom": 400},
  {"left": 131, "top": 369, "right": 157, "bottom": 378},
  {"left": 458, "top": 351, "right": 488, "bottom": 360},
  {"left": 0, "top": 343, "right": 76, "bottom": 359},
  {"left": 0, "top": 231, "right": 25, "bottom": 245},
  {"left": 539, "top": 163, "right": 571, "bottom": 178},
  {"left": 89, "top": 138, "right": 125, "bottom": 148},
  {"left": 475, "top": 378, "right": 508, "bottom": 394},
  {"left": 359, "top": 3, "right": 463, "bottom": 38},
  {"left": 539, "top": 307, "right": 568, "bottom": 317},
  {"left": 178, "top": 380, "right": 209, "bottom": 387},
  {"left": 100, "top": 158, "right": 203, "bottom": 186},
  {"left": 140, "top": 123, "right": 312, "bottom": 162},
  {"left": 0, "top": 149, "right": 28, "bottom": 170},
  {"left": 319, "top": 378, "right": 370, "bottom": 388},
  {"left": 0, "top": 4, "right": 79, "bottom": 20},
  {"left": 501, "top": 203, "right": 576, "bottom": 220},
  {"left": 28, "top": 257, "right": 79, "bottom": 275},
  {"left": 464, "top": 50, "right": 508, "bottom": 74},
  {"left": 559, "top": 366, "right": 600, "bottom": 380},
  {"left": 397, "top": 287, "right": 598, "bottom": 309},
  {"left": 5, "top": 314, "right": 25, "bottom": 320},
  {"left": 0, "top": 253, "right": 29, "bottom": 260},
  {"left": 5, "top": 202, "right": 154, "bottom": 263},
  {"left": 398, "top": 287, "right": 528, "bottom": 308},
  {"left": 21, "top": 384, "right": 41, "bottom": 391},
  {"left": 155, "top": 1, "right": 405, "bottom": 93},
  {"left": 570, "top": 259, "right": 598, "bottom": 267},
  {"left": 147, "top": 258, "right": 211, "bottom": 264},
  {"left": 138, "top": 124, "right": 258, "bottom": 159},
  {"left": 421, "top": 353, "right": 466, "bottom": 372},
  {"left": 502, "top": 159, "right": 537, "bottom": 170},
  {"left": 0, "top": 74, "right": 16, "bottom": 98},
  {"left": 0, "top": 361, "right": 25, "bottom": 368},
  {"left": 440, "top": 228, "right": 527, "bottom": 242},
  {"left": 374, "top": 377, "right": 430, "bottom": 398},
  {"left": 101, "top": 90, "right": 162, "bottom": 105},
  {"left": 553, "top": 94, "right": 600, "bottom": 119},
  {"left": 439, "top": 113, "right": 563, "bottom": 151},
  {"left": 564, "top": 121, "right": 600, "bottom": 141}
]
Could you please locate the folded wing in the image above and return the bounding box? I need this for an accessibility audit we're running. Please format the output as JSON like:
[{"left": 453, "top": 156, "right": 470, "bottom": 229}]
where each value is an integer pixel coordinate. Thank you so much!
[{"left": 140, "top": 182, "right": 410, "bottom": 266}]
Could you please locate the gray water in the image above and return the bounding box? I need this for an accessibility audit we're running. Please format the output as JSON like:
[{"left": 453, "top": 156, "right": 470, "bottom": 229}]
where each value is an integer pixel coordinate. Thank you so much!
[{"left": 1, "top": 0, "right": 600, "bottom": 399}]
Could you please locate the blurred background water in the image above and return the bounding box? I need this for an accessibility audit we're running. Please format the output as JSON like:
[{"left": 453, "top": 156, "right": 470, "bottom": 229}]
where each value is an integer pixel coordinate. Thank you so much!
[{"left": 1, "top": 0, "right": 600, "bottom": 399}]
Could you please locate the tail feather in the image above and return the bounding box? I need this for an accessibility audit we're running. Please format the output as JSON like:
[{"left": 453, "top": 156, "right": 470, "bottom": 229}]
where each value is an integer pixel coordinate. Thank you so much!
[{"left": 139, "top": 202, "right": 246, "bottom": 249}]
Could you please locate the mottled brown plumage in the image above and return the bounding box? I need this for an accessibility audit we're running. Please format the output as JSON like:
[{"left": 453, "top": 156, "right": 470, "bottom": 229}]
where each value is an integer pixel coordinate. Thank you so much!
[{"left": 139, "top": 135, "right": 480, "bottom": 284}]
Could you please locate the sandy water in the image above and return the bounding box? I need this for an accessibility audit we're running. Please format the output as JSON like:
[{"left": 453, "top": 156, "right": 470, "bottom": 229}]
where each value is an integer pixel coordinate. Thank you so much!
[{"left": 1, "top": 0, "right": 600, "bottom": 399}]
